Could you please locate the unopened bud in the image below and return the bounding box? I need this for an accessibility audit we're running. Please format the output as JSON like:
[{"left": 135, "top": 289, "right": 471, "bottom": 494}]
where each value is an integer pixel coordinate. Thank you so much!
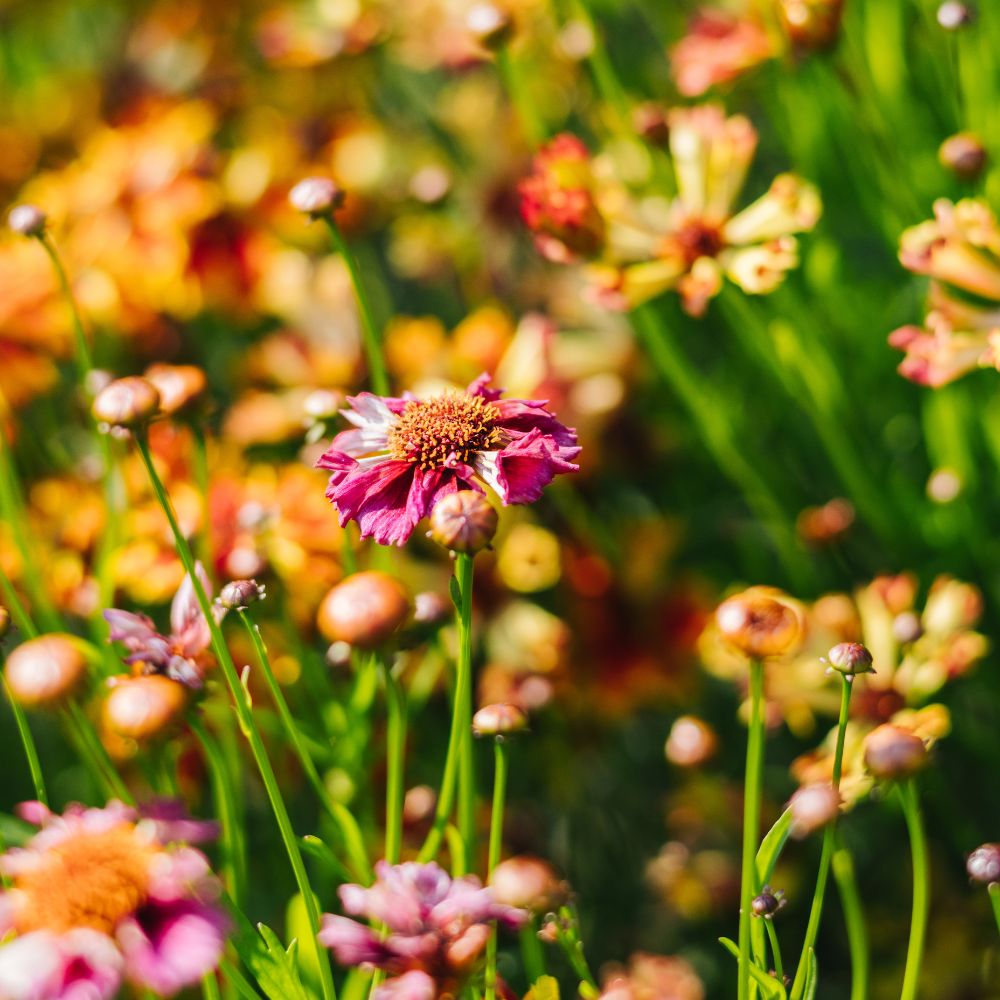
[
  {"left": 414, "top": 591, "right": 450, "bottom": 625},
  {"left": 778, "top": 0, "right": 844, "bottom": 49},
  {"left": 0, "top": 607, "right": 10, "bottom": 640},
  {"left": 751, "top": 885, "right": 786, "bottom": 918},
  {"left": 217, "top": 579, "right": 266, "bottom": 611},
  {"left": 490, "top": 856, "right": 568, "bottom": 912},
  {"left": 892, "top": 611, "right": 923, "bottom": 644},
  {"left": 403, "top": 784, "right": 437, "bottom": 825},
  {"left": 716, "top": 587, "right": 805, "bottom": 659},
  {"left": 289, "top": 177, "right": 345, "bottom": 216},
  {"left": 317, "top": 572, "right": 411, "bottom": 649},
  {"left": 143, "top": 363, "right": 208, "bottom": 416},
  {"left": 4, "top": 634, "right": 91, "bottom": 709},
  {"left": 467, "top": 3, "right": 514, "bottom": 48},
  {"left": 92, "top": 376, "right": 161, "bottom": 429},
  {"left": 429, "top": 490, "right": 498, "bottom": 553},
  {"left": 788, "top": 783, "right": 841, "bottom": 838},
  {"left": 632, "top": 103, "right": 671, "bottom": 146},
  {"left": 472, "top": 702, "right": 528, "bottom": 737},
  {"left": 966, "top": 843, "right": 1000, "bottom": 885},
  {"left": 863, "top": 724, "right": 928, "bottom": 780},
  {"left": 665, "top": 715, "right": 718, "bottom": 767},
  {"left": 939, "top": 132, "right": 987, "bottom": 181},
  {"left": 827, "top": 641, "right": 875, "bottom": 676},
  {"left": 8, "top": 204, "right": 47, "bottom": 237},
  {"left": 937, "top": 1, "right": 974, "bottom": 29},
  {"left": 102, "top": 674, "right": 188, "bottom": 741},
  {"left": 303, "top": 389, "right": 342, "bottom": 422}
]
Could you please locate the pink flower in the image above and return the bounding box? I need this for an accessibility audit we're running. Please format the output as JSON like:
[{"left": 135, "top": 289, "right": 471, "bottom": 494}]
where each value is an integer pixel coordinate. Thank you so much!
[
  {"left": 104, "top": 565, "right": 220, "bottom": 688},
  {"left": 0, "top": 800, "right": 228, "bottom": 999},
  {"left": 316, "top": 376, "right": 579, "bottom": 546},
  {"left": 318, "top": 861, "right": 527, "bottom": 996}
]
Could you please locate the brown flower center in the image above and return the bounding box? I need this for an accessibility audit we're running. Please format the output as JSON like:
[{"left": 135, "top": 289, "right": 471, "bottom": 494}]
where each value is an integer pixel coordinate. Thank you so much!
[
  {"left": 674, "top": 218, "right": 725, "bottom": 266},
  {"left": 387, "top": 392, "right": 503, "bottom": 471},
  {"left": 14, "top": 826, "right": 154, "bottom": 934}
]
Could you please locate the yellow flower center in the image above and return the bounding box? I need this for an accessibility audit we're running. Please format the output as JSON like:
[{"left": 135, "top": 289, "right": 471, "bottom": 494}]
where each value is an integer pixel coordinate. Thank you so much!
[
  {"left": 14, "top": 825, "right": 154, "bottom": 934},
  {"left": 387, "top": 392, "right": 503, "bottom": 471}
]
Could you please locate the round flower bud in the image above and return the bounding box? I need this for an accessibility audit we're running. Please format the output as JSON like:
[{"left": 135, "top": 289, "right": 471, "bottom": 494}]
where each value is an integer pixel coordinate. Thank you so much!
[
  {"left": 8, "top": 204, "right": 47, "bottom": 237},
  {"left": 466, "top": 3, "right": 514, "bottom": 48},
  {"left": 665, "top": 715, "right": 718, "bottom": 768},
  {"left": 289, "top": 177, "right": 345, "bottom": 216},
  {"left": 788, "top": 783, "right": 841, "bottom": 838},
  {"left": 827, "top": 641, "right": 875, "bottom": 676},
  {"left": 715, "top": 587, "right": 805, "bottom": 659},
  {"left": 863, "top": 724, "right": 928, "bottom": 780},
  {"left": 102, "top": 675, "right": 188, "bottom": 741},
  {"left": 217, "top": 579, "right": 266, "bottom": 611},
  {"left": 751, "top": 885, "right": 785, "bottom": 918},
  {"left": 937, "top": 1, "right": 974, "bottom": 29},
  {"left": 472, "top": 702, "right": 528, "bottom": 737},
  {"left": 966, "top": 843, "right": 1000, "bottom": 885},
  {"left": 939, "top": 132, "right": 987, "bottom": 181},
  {"left": 143, "top": 363, "right": 208, "bottom": 416},
  {"left": 92, "top": 376, "right": 161, "bottom": 429},
  {"left": 4, "top": 634, "right": 91, "bottom": 708},
  {"left": 892, "top": 611, "right": 923, "bottom": 644},
  {"left": 303, "top": 389, "right": 342, "bottom": 422},
  {"left": 317, "top": 572, "right": 411, "bottom": 649},
  {"left": 0, "top": 606, "right": 10, "bottom": 640},
  {"left": 414, "top": 591, "right": 450, "bottom": 626},
  {"left": 490, "top": 856, "right": 568, "bottom": 912},
  {"left": 632, "top": 103, "right": 671, "bottom": 146},
  {"left": 429, "top": 490, "right": 498, "bottom": 554}
]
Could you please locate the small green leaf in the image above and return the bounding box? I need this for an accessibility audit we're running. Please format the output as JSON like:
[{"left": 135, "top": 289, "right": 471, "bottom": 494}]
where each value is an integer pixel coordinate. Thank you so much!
[
  {"left": 524, "top": 975, "right": 560, "bottom": 1000},
  {"left": 718, "top": 938, "right": 787, "bottom": 1000},
  {"left": 756, "top": 807, "right": 793, "bottom": 887},
  {"left": 229, "top": 918, "right": 313, "bottom": 1000},
  {"left": 802, "top": 949, "right": 818, "bottom": 1000}
]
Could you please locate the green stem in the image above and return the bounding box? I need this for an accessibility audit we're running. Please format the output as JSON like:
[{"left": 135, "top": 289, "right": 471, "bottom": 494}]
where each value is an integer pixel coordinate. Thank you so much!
[
  {"left": 383, "top": 664, "right": 406, "bottom": 866},
  {"left": 320, "top": 217, "right": 389, "bottom": 396},
  {"left": 790, "top": 674, "right": 853, "bottom": 999},
  {"left": 237, "top": 608, "right": 371, "bottom": 881},
  {"left": 62, "top": 699, "right": 132, "bottom": 802},
  {"left": 38, "top": 234, "right": 94, "bottom": 376},
  {"left": 133, "top": 432, "right": 337, "bottom": 1000},
  {"left": 496, "top": 47, "right": 546, "bottom": 145},
  {"left": 519, "top": 919, "right": 546, "bottom": 984},
  {"left": 456, "top": 556, "right": 476, "bottom": 875},
  {"left": 190, "top": 423, "right": 214, "bottom": 570},
  {"left": 832, "top": 836, "right": 869, "bottom": 1000},
  {"left": 764, "top": 919, "right": 783, "bottom": 983},
  {"left": 989, "top": 883, "right": 1000, "bottom": 938},
  {"left": 484, "top": 739, "right": 509, "bottom": 1000},
  {"left": 738, "top": 659, "right": 766, "bottom": 1000},
  {"left": 2, "top": 672, "right": 48, "bottom": 804},
  {"left": 418, "top": 553, "right": 475, "bottom": 864},
  {"left": 0, "top": 566, "right": 37, "bottom": 638},
  {"left": 898, "top": 780, "right": 929, "bottom": 1000}
]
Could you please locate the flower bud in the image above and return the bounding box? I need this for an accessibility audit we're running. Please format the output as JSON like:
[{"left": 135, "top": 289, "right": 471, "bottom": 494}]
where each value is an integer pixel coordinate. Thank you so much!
[
  {"left": 143, "top": 363, "right": 208, "bottom": 416},
  {"left": 92, "top": 376, "right": 161, "bottom": 430},
  {"left": 289, "top": 177, "right": 345, "bottom": 216},
  {"left": 715, "top": 587, "right": 805, "bottom": 659},
  {"left": 827, "top": 641, "right": 875, "bottom": 676},
  {"left": 317, "top": 572, "right": 411, "bottom": 649},
  {"left": 863, "top": 724, "right": 928, "bottom": 780},
  {"left": 403, "top": 784, "right": 437, "bottom": 826},
  {"left": 788, "top": 783, "right": 841, "bottom": 838},
  {"left": 632, "top": 103, "right": 671, "bottom": 146},
  {"left": 939, "top": 132, "right": 988, "bottom": 181},
  {"left": 414, "top": 591, "right": 450, "bottom": 626},
  {"left": 665, "top": 715, "right": 718, "bottom": 767},
  {"left": 445, "top": 923, "right": 490, "bottom": 972},
  {"left": 0, "top": 606, "right": 10, "bottom": 640},
  {"left": 490, "top": 856, "right": 568, "bottom": 912},
  {"left": 966, "top": 843, "right": 1000, "bottom": 885},
  {"left": 751, "top": 885, "right": 786, "bottom": 918},
  {"left": 778, "top": 0, "right": 844, "bottom": 50},
  {"left": 217, "top": 579, "right": 266, "bottom": 611},
  {"left": 8, "top": 204, "right": 47, "bottom": 237},
  {"left": 303, "top": 389, "right": 342, "bottom": 422},
  {"left": 102, "top": 675, "right": 188, "bottom": 741},
  {"left": 892, "top": 611, "right": 923, "bottom": 644},
  {"left": 429, "top": 490, "right": 498, "bottom": 554},
  {"left": 467, "top": 3, "right": 514, "bottom": 49},
  {"left": 4, "top": 634, "right": 90, "bottom": 708},
  {"left": 937, "top": 1, "right": 974, "bottom": 29},
  {"left": 472, "top": 702, "right": 528, "bottom": 737}
]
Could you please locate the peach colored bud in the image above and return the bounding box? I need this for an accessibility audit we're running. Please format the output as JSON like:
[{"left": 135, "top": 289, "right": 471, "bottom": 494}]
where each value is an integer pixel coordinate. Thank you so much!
[
  {"left": 788, "top": 783, "right": 841, "bottom": 838},
  {"left": 0, "top": 606, "right": 10, "bottom": 640},
  {"left": 827, "top": 641, "right": 875, "bottom": 676},
  {"left": 429, "top": 490, "right": 498, "bottom": 554},
  {"left": 863, "top": 724, "right": 928, "bottom": 780},
  {"left": 143, "top": 363, "right": 208, "bottom": 416},
  {"left": 102, "top": 675, "right": 188, "bottom": 741},
  {"left": 467, "top": 3, "right": 514, "bottom": 48},
  {"left": 939, "top": 132, "right": 987, "bottom": 181},
  {"left": 8, "top": 204, "right": 46, "bottom": 237},
  {"left": 303, "top": 389, "right": 342, "bottom": 422},
  {"left": 937, "top": 1, "right": 974, "bottom": 29},
  {"left": 4, "top": 634, "right": 90, "bottom": 708},
  {"left": 967, "top": 843, "right": 1000, "bottom": 885},
  {"left": 92, "top": 376, "right": 161, "bottom": 429},
  {"left": 715, "top": 587, "right": 805, "bottom": 659},
  {"left": 490, "top": 856, "right": 567, "bottom": 912},
  {"left": 289, "top": 177, "right": 345, "bottom": 215},
  {"left": 317, "top": 572, "right": 411, "bottom": 649},
  {"left": 217, "top": 579, "right": 266, "bottom": 611},
  {"left": 472, "top": 702, "right": 528, "bottom": 737},
  {"left": 665, "top": 715, "right": 718, "bottom": 767},
  {"left": 445, "top": 923, "right": 490, "bottom": 971},
  {"left": 892, "top": 611, "right": 923, "bottom": 644},
  {"left": 403, "top": 784, "right": 437, "bottom": 825},
  {"left": 778, "top": 0, "right": 844, "bottom": 50},
  {"left": 414, "top": 591, "right": 450, "bottom": 625}
]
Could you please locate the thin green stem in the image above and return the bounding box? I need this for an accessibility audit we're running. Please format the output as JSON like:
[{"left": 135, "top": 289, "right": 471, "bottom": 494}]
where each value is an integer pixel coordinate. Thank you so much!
[
  {"left": 496, "top": 47, "right": 546, "bottom": 145},
  {"left": 738, "top": 659, "right": 766, "bottom": 1000},
  {"left": 418, "top": 553, "right": 475, "bottom": 864},
  {"left": 484, "top": 739, "right": 509, "bottom": 1000},
  {"left": 456, "top": 556, "right": 476, "bottom": 876},
  {"left": 519, "top": 919, "right": 546, "bottom": 984},
  {"left": 62, "top": 700, "right": 132, "bottom": 802},
  {"left": 989, "top": 883, "right": 1000, "bottom": 938},
  {"left": 202, "top": 972, "right": 222, "bottom": 1000},
  {"left": 320, "top": 217, "right": 389, "bottom": 396},
  {"left": 383, "top": 664, "right": 406, "bottom": 866},
  {"left": 2, "top": 672, "right": 48, "bottom": 804},
  {"left": 790, "top": 674, "right": 853, "bottom": 999},
  {"left": 832, "top": 836, "right": 869, "bottom": 1000},
  {"left": 764, "top": 919, "right": 783, "bottom": 983},
  {"left": 38, "top": 234, "right": 94, "bottom": 376},
  {"left": 898, "top": 780, "right": 929, "bottom": 1000},
  {"left": 0, "top": 566, "right": 37, "bottom": 638},
  {"left": 133, "top": 432, "right": 337, "bottom": 1000},
  {"left": 190, "top": 423, "right": 214, "bottom": 570}
]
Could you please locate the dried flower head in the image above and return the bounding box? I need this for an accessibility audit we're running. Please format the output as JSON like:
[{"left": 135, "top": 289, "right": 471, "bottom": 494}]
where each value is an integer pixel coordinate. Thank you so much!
[
  {"left": 4, "top": 634, "right": 92, "bottom": 709},
  {"left": 102, "top": 674, "right": 189, "bottom": 742},
  {"left": 289, "top": 177, "right": 345, "bottom": 216},
  {"left": 428, "top": 490, "right": 499, "bottom": 553},
  {"left": 7, "top": 204, "right": 47, "bottom": 237},
  {"left": 966, "top": 843, "right": 1000, "bottom": 885},
  {"left": 863, "top": 724, "right": 928, "bottom": 780},
  {"left": 217, "top": 579, "right": 266, "bottom": 611},
  {"left": 716, "top": 587, "right": 805, "bottom": 659},
  {"left": 788, "top": 783, "right": 841, "bottom": 838},
  {"left": 317, "top": 572, "right": 411, "bottom": 649},
  {"left": 471, "top": 702, "right": 528, "bottom": 737},
  {"left": 664, "top": 715, "right": 718, "bottom": 767},
  {"left": 92, "top": 377, "right": 161, "bottom": 430}
]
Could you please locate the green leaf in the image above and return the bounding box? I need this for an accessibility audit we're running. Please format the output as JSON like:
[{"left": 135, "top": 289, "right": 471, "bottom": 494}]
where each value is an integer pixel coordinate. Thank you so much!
[
  {"left": 802, "top": 949, "right": 818, "bottom": 1000},
  {"left": 286, "top": 893, "right": 323, "bottom": 993},
  {"left": 449, "top": 574, "right": 462, "bottom": 610},
  {"left": 229, "top": 918, "right": 313, "bottom": 1000},
  {"left": 718, "top": 938, "right": 787, "bottom": 1000},
  {"left": 524, "top": 975, "right": 560, "bottom": 1000},
  {"left": 755, "top": 807, "right": 793, "bottom": 887}
]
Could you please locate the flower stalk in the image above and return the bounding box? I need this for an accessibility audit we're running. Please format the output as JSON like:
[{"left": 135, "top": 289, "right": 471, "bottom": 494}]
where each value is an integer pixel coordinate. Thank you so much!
[
  {"left": 484, "top": 738, "right": 509, "bottom": 1000},
  {"left": 383, "top": 663, "right": 406, "bottom": 866},
  {"left": 898, "top": 779, "right": 929, "bottom": 1000}
]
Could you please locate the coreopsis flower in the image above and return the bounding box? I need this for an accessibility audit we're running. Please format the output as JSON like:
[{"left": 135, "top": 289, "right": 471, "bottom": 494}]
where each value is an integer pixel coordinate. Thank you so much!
[
  {"left": 0, "top": 800, "right": 227, "bottom": 999},
  {"left": 599, "top": 951, "right": 705, "bottom": 1000},
  {"left": 891, "top": 199, "right": 1000, "bottom": 386},
  {"left": 315, "top": 375, "right": 579, "bottom": 546},
  {"left": 104, "top": 565, "right": 219, "bottom": 689},
  {"left": 669, "top": 9, "right": 773, "bottom": 97},
  {"left": 318, "top": 860, "right": 527, "bottom": 998}
]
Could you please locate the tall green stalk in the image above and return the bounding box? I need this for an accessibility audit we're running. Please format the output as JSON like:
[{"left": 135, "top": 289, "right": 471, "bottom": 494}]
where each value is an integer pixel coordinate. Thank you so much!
[
  {"left": 898, "top": 780, "right": 929, "bottom": 1000},
  {"left": 133, "top": 431, "right": 337, "bottom": 1000},
  {"left": 484, "top": 739, "right": 509, "bottom": 1000},
  {"left": 383, "top": 665, "right": 406, "bottom": 866},
  {"left": 738, "top": 659, "right": 765, "bottom": 1000},
  {"left": 2, "top": 672, "right": 48, "bottom": 805},
  {"left": 832, "top": 836, "right": 869, "bottom": 1000}
]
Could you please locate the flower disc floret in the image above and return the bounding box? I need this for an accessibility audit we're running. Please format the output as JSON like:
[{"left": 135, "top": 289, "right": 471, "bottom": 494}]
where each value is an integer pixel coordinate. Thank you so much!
[{"left": 387, "top": 392, "right": 504, "bottom": 469}]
